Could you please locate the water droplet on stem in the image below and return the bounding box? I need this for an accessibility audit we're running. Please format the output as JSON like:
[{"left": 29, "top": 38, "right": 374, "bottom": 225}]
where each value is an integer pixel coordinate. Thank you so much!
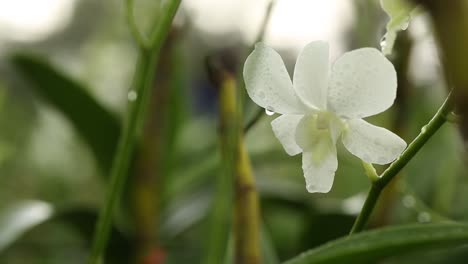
[
  {"left": 402, "top": 195, "right": 415, "bottom": 208},
  {"left": 417, "top": 212, "right": 431, "bottom": 223},
  {"left": 127, "top": 90, "right": 137, "bottom": 101}
]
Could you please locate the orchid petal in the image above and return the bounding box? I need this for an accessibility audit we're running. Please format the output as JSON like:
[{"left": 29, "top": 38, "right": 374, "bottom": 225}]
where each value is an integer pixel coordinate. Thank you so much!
[
  {"left": 342, "top": 119, "right": 407, "bottom": 164},
  {"left": 293, "top": 41, "right": 329, "bottom": 110},
  {"left": 244, "top": 43, "right": 309, "bottom": 114},
  {"left": 328, "top": 48, "right": 397, "bottom": 118},
  {"left": 271, "top": 114, "right": 304, "bottom": 156}
]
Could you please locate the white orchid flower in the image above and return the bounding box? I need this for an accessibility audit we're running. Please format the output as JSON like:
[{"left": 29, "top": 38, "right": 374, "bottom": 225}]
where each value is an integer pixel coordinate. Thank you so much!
[{"left": 243, "top": 41, "right": 407, "bottom": 193}]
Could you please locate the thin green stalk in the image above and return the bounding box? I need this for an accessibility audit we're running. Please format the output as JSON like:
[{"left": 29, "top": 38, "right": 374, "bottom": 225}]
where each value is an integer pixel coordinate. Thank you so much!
[
  {"left": 88, "top": 1, "right": 181, "bottom": 263},
  {"left": 350, "top": 185, "right": 382, "bottom": 234},
  {"left": 350, "top": 93, "right": 454, "bottom": 234},
  {"left": 242, "top": 0, "right": 276, "bottom": 134},
  {"left": 244, "top": 107, "right": 264, "bottom": 133},
  {"left": 254, "top": 0, "right": 276, "bottom": 44},
  {"left": 125, "top": 0, "right": 149, "bottom": 49}
]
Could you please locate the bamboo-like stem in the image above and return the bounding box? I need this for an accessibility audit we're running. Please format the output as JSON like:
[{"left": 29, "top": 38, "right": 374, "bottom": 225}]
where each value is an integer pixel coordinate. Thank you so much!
[
  {"left": 350, "top": 93, "right": 454, "bottom": 234},
  {"left": 204, "top": 60, "right": 262, "bottom": 263},
  {"left": 87, "top": 1, "right": 181, "bottom": 263},
  {"left": 222, "top": 72, "right": 262, "bottom": 264},
  {"left": 203, "top": 71, "right": 237, "bottom": 264}
]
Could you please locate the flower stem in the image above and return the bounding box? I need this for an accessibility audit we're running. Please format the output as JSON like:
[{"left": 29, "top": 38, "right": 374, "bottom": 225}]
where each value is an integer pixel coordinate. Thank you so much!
[
  {"left": 350, "top": 93, "right": 454, "bottom": 235},
  {"left": 350, "top": 185, "right": 382, "bottom": 234},
  {"left": 87, "top": 1, "right": 181, "bottom": 263},
  {"left": 125, "top": 0, "right": 149, "bottom": 49}
]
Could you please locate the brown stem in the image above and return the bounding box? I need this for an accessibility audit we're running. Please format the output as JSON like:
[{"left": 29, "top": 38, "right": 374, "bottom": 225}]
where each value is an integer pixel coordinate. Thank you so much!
[{"left": 131, "top": 30, "right": 179, "bottom": 264}]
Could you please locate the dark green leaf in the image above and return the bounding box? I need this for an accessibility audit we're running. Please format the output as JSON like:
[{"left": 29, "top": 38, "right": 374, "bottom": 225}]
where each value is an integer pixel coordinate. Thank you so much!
[
  {"left": 11, "top": 54, "right": 120, "bottom": 172},
  {"left": 0, "top": 201, "right": 132, "bottom": 263},
  {"left": 284, "top": 223, "right": 468, "bottom": 264}
]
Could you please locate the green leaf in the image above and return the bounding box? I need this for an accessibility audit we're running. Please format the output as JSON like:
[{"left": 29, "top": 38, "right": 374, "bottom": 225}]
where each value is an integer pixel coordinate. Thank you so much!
[
  {"left": 0, "top": 201, "right": 132, "bottom": 263},
  {"left": 380, "top": 0, "right": 420, "bottom": 55},
  {"left": 261, "top": 226, "right": 280, "bottom": 264},
  {"left": 284, "top": 223, "right": 468, "bottom": 264},
  {"left": 0, "top": 200, "right": 53, "bottom": 252},
  {"left": 11, "top": 54, "right": 121, "bottom": 172}
]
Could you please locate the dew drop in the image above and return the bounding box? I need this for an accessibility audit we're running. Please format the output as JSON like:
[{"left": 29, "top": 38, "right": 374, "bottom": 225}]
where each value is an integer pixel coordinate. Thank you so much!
[
  {"left": 265, "top": 107, "right": 275, "bottom": 116},
  {"left": 380, "top": 36, "right": 387, "bottom": 51},
  {"left": 417, "top": 212, "right": 431, "bottom": 223},
  {"left": 421, "top": 125, "right": 427, "bottom": 133},
  {"left": 400, "top": 19, "right": 410, "bottom": 30},
  {"left": 402, "top": 195, "right": 415, "bottom": 208},
  {"left": 127, "top": 90, "right": 138, "bottom": 101}
]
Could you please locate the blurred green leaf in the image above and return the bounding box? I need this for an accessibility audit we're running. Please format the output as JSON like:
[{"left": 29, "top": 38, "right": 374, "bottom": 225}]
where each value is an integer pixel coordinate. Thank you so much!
[
  {"left": 0, "top": 85, "right": 11, "bottom": 167},
  {"left": 0, "top": 200, "right": 53, "bottom": 252},
  {"left": 261, "top": 225, "right": 280, "bottom": 264},
  {"left": 0, "top": 82, "right": 5, "bottom": 109},
  {"left": 11, "top": 54, "right": 121, "bottom": 172},
  {"left": 0, "top": 201, "right": 132, "bottom": 263},
  {"left": 284, "top": 223, "right": 468, "bottom": 264}
]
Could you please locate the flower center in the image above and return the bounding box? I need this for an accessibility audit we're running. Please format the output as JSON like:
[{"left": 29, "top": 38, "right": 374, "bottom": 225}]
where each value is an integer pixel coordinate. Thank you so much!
[{"left": 316, "top": 112, "right": 330, "bottom": 130}]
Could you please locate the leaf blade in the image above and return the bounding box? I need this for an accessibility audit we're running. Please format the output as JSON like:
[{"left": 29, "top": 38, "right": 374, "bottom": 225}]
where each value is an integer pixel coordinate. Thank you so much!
[
  {"left": 11, "top": 54, "right": 120, "bottom": 172},
  {"left": 284, "top": 224, "right": 468, "bottom": 264}
]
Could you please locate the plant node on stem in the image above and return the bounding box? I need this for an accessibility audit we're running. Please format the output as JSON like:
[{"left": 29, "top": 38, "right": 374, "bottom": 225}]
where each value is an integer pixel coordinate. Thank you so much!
[{"left": 350, "top": 93, "right": 454, "bottom": 235}]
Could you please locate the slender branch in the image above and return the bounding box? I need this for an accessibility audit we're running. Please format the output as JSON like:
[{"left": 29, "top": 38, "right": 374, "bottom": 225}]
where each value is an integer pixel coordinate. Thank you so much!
[
  {"left": 125, "top": 0, "right": 150, "bottom": 49},
  {"left": 350, "top": 92, "right": 454, "bottom": 234},
  {"left": 244, "top": 107, "right": 264, "bottom": 133},
  {"left": 350, "top": 185, "right": 382, "bottom": 234},
  {"left": 377, "top": 93, "right": 454, "bottom": 188},
  {"left": 254, "top": 0, "right": 276, "bottom": 44},
  {"left": 87, "top": 1, "right": 181, "bottom": 263},
  {"left": 243, "top": 0, "right": 277, "bottom": 134}
]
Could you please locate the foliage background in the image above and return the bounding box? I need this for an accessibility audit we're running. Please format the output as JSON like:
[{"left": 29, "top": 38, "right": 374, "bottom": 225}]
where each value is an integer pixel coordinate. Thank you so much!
[{"left": 0, "top": 0, "right": 467, "bottom": 263}]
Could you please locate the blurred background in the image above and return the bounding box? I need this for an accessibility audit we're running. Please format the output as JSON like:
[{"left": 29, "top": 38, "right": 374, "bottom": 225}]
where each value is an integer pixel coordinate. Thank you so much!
[{"left": 0, "top": 0, "right": 467, "bottom": 263}]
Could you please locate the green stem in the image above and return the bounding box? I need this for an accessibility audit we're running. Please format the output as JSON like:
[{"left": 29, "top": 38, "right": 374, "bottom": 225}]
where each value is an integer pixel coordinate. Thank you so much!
[
  {"left": 350, "top": 185, "right": 382, "bottom": 234},
  {"left": 87, "top": 1, "right": 181, "bottom": 263},
  {"left": 244, "top": 107, "right": 264, "bottom": 133},
  {"left": 350, "top": 93, "right": 454, "bottom": 234},
  {"left": 125, "top": 0, "right": 149, "bottom": 49}
]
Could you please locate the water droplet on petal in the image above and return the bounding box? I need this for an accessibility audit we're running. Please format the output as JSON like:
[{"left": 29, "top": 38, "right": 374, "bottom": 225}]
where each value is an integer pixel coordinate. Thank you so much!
[
  {"left": 417, "top": 212, "right": 431, "bottom": 223},
  {"left": 265, "top": 106, "right": 275, "bottom": 116},
  {"left": 127, "top": 90, "right": 138, "bottom": 101}
]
